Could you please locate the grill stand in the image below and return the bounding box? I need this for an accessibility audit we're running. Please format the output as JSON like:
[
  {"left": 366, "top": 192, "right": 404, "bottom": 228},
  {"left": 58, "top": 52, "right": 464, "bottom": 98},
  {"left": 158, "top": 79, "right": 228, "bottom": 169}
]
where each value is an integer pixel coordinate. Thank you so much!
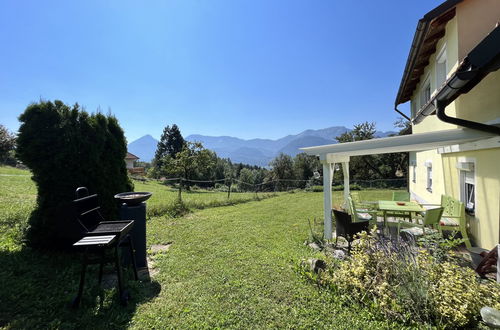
[{"left": 72, "top": 234, "right": 138, "bottom": 308}]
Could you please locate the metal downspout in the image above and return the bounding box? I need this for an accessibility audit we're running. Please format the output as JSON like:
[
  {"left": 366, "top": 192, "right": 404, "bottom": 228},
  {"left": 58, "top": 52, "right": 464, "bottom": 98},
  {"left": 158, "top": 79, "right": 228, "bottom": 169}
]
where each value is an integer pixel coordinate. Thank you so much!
[
  {"left": 394, "top": 106, "right": 411, "bottom": 121},
  {"left": 436, "top": 100, "right": 500, "bottom": 135}
]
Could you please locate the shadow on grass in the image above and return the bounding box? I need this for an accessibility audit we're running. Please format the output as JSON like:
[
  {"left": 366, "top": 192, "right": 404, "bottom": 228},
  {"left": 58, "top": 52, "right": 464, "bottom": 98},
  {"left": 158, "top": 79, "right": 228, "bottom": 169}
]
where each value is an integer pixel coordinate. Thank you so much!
[{"left": 0, "top": 247, "right": 161, "bottom": 329}]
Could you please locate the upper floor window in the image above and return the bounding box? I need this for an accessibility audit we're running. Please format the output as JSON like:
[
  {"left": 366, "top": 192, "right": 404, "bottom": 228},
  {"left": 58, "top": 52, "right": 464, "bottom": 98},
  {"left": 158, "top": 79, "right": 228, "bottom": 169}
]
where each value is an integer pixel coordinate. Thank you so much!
[
  {"left": 420, "top": 79, "right": 431, "bottom": 107},
  {"left": 411, "top": 100, "right": 417, "bottom": 118},
  {"left": 436, "top": 46, "right": 447, "bottom": 88}
]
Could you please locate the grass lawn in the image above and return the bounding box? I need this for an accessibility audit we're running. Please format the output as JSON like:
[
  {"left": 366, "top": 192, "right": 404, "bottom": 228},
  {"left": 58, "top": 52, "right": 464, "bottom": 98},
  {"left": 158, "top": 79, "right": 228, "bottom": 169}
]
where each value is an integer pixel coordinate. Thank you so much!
[
  {"left": 0, "top": 165, "right": 406, "bottom": 328},
  {"left": 133, "top": 179, "right": 277, "bottom": 216}
]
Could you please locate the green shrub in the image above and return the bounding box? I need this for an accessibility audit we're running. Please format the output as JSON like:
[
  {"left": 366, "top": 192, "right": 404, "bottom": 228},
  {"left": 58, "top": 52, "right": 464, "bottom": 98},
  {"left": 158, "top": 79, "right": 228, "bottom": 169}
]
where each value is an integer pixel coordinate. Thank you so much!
[
  {"left": 306, "top": 231, "right": 500, "bottom": 328},
  {"left": 16, "top": 100, "right": 133, "bottom": 249}
]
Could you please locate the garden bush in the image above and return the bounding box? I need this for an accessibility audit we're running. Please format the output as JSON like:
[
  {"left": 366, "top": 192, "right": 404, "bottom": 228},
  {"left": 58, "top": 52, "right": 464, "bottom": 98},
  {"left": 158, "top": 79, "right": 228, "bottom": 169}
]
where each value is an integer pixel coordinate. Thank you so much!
[
  {"left": 16, "top": 100, "right": 133, "bottom": 249},
  {"left": 305, "top": 231, "right": 500, "bottom": 328}
]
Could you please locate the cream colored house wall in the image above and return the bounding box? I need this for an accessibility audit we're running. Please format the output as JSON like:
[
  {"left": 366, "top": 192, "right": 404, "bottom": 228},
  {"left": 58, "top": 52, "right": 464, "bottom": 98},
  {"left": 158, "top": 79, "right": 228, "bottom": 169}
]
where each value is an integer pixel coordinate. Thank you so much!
[
  {"left": 456, "top": 0, "right": 500, "bottom": 60},
  {"left": 441, "top": 149, "right": 500, "bottom": 249},
  {"left": 455, "top": 71, "right": 500, "bottom": 124},
  {"left": 407, "top": 0, "right": 500, "bottom": 248},
  {"left": 409, "top": 150, "right": 445, "bottom": 205},
  {"left": 455, "top": 0, "right": 500, "bottom": 124},
  {"left": 411, "top": 16, "right": 459, "bottom": 134}
]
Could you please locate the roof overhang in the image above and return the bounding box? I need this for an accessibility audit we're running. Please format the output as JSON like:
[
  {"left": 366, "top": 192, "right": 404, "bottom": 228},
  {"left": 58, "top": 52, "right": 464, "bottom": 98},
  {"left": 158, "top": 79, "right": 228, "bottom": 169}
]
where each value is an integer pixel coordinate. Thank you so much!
[
  {"left": 413, "top": 25, "right": 500, "bottom": 124},
  {"left": 300, "top": 128, "right": 495, "bottom": 160},
  {"left": 125, "top": 152, "right": 139, "bottom": 160},
  {"left": 395, "top": 0, "right": 463, "bottom": 106}
]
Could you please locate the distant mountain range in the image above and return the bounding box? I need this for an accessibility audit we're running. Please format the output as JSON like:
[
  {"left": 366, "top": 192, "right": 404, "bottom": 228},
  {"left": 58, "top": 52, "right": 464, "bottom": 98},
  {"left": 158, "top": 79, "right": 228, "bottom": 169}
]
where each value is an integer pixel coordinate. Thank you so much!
[{"left": 127, "top": 126, "right": 396, "bottom": 167}]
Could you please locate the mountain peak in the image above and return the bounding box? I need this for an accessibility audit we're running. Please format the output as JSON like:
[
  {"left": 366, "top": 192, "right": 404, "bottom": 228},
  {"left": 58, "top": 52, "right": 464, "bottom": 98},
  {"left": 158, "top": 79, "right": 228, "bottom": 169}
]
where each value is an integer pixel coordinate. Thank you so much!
[
  {"left": 128, "top": 126, "right": 397, "bottom": 166},
  {"left": 128, "top": 134, "right": 159, "bottom": 162}
]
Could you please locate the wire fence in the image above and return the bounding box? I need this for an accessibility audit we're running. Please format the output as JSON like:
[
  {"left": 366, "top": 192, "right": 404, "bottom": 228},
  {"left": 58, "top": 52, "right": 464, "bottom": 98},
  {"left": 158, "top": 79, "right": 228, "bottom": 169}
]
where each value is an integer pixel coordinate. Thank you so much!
[{"left": 132, "top": 175, "right": 408, "bottom": 200}]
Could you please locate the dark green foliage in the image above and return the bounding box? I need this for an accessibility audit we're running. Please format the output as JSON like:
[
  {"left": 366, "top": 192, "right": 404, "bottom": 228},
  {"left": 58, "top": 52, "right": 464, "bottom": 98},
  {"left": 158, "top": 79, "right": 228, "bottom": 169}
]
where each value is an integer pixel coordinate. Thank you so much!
[
  {"left": 293, "top": 153, "right": 320, "bottom": 188},
  {"left": 334, "top": 120, "right": 409, "bottom": 182},
  {"left": 161, "top": 141, "right": 217, "bottom": 189},
  {"left": 152, "top": 124, "right": 185, "bottom": 175},
  {"left": 269, "top": 153, "right": 295, "bottom": 190},
  {"left": 16, "top": 100, "right": 133, "bottom": 249}
]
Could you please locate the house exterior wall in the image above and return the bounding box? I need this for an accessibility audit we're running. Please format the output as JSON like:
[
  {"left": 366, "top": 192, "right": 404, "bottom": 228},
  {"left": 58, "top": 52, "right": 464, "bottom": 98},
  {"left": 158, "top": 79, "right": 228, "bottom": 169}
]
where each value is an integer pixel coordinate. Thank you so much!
[
  {"left": 411, "top": 16, "right": 459, "bottom": 135},
  {"left": 441, "top": 149, "right": 500, "bottom": 249},
  {"left": 408, "top": 0, "right": 500, "bottom": 248},
  {"left": 125, "top": 159, "right": 135, "bottom": 169},
  {"left": 456, "top": 0, "right": 500, "bottom": 60}
]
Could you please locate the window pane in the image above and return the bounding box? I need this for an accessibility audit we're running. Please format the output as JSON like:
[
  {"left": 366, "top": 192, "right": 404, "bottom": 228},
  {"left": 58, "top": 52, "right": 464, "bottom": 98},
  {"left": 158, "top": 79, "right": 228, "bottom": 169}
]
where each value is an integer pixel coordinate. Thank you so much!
[
  {"left": 465, "top": 183, "right": 475, "bottom": 211},
  {"left": 437, "top": 61, "right": 446, "bottom": 87}
]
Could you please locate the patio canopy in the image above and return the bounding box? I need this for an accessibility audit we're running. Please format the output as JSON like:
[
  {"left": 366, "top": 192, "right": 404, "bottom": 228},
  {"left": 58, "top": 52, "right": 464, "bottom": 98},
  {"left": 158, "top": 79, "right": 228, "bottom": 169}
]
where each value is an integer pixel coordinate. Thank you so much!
[{"left": 300, "top": 127, "right": 497, "bottom": 239}]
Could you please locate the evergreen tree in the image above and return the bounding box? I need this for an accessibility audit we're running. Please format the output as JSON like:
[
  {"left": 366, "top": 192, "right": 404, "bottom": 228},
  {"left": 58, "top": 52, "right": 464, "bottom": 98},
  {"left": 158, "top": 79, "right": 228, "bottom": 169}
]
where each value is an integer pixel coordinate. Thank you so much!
[
  {"left": 153, "top": 124, "right": 185, "bottom": 176},
  {"left": 16, "top": 100, "right": 132, "bottom": 249}
]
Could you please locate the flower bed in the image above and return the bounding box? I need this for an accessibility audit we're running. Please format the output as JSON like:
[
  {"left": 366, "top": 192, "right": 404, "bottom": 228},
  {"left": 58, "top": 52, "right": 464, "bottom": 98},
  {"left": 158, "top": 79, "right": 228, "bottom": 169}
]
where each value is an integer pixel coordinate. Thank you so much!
[{"left": 302, "top": 231, "right": 500, "bottom": 328}]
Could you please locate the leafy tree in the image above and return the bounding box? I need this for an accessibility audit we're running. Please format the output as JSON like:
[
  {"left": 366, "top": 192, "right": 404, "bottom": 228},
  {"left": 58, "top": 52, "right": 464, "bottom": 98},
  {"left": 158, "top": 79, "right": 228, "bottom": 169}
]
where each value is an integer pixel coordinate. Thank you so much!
[
  {"left": 293, "top": 153, "right": 320, "bottom": 188},
  {"left": 269, "top": 153, "right": 295, "bottom": 190},
  {"left": 238, "top": 168, "right": 254, "bottom": 191},
  {"left": 334, "top": 121, "right": 409, "bottom": 187},
  {"left": 335, "top": 122, "right": 382, "bottom": 180},
  {"left": 336, "top": 122, "right": 376, "bottom": 143},
  {"left": 0, "top": 124, "right": 16, "bottom": 164},
  {"left": 152, "top": 124, "right": 185, "bottom": 176},
  {"left": 162, "top": 141, "right": 215, "bottom": 189},
  {"left": 16, "top": 100, "right": 132, "bottom": 249}
]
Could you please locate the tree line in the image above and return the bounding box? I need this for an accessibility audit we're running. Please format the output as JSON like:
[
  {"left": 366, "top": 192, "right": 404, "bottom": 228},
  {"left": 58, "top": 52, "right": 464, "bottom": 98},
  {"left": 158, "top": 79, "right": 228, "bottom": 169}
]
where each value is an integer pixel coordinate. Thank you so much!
[{"left": 147, "top": 120, "right": 409, "bottom": 192}]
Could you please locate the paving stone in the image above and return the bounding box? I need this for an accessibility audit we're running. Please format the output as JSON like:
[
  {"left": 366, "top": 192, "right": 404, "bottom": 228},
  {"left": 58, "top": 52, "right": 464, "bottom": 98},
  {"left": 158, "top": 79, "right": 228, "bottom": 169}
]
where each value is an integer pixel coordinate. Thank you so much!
[
  {"left": 151, "top": 243, "right": 172, "bottom": 254},
  {"left": 481, "top": 307, "right": 500, "bottom": 328}
]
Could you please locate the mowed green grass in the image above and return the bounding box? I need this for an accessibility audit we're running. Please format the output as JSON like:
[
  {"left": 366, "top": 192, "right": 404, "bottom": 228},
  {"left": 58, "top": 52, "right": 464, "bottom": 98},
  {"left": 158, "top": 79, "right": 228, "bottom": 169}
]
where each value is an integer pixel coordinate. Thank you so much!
[
  {"left": 0, "top": 165, "right": 405, "bottom": 328},
  {"left": 133, "top": 180, "right": 277, "bottom": 216},
  {"left": 0, "top": 166, "right": 35, "bottom": 250},
  {"left": 134, "top": 192, "right": 404, "bottom": 329}
]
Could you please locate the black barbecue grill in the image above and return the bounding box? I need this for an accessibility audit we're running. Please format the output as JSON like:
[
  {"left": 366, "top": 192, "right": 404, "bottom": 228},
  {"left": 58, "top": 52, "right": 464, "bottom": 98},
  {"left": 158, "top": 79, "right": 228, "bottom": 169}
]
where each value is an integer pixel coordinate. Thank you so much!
[{"left": 71, "top": 187, "right": 138, "bottom": 307}]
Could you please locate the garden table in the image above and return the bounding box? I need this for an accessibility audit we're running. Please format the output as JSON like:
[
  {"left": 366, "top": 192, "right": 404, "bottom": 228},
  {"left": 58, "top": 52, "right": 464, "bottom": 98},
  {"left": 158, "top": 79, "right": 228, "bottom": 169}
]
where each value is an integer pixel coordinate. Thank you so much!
[{"left": 377, "top": 200, "right": 426, "bottom": 229}]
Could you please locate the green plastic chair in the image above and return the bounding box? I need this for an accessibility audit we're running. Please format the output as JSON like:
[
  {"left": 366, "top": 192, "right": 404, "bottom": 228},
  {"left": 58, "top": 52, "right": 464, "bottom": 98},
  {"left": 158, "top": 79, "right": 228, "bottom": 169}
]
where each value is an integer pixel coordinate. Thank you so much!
[
  {"left": 399, "top": 207, "right": 444, "bottom": 238},
  {"left": 392, "top": 191, "right": 410, "bottom": 202},
  {"left": 419, "top": 195, "right": 472, "bottom": 248},
  {"left": 346, "top": 196, "right": 378, "bottom": 227}
]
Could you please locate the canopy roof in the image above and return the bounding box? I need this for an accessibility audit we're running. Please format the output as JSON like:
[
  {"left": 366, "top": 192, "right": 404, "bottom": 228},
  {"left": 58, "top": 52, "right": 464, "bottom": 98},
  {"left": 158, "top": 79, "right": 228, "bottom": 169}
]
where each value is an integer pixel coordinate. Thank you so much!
[{"left": 300, "top": 128, "right": 495, "bottom": 159}]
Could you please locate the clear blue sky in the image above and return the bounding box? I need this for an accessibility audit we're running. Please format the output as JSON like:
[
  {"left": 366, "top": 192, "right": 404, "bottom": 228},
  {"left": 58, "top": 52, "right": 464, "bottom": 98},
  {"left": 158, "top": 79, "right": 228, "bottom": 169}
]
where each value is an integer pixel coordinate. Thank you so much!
[{"left": 0, "top": 0, "right": 442, "bottom": 142}]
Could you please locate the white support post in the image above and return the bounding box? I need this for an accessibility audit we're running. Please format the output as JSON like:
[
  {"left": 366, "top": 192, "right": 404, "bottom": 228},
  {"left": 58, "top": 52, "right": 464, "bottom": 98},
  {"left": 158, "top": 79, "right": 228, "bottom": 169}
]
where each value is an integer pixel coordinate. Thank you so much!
[
  {"left": 342, "top": 161, "right": 350, "bottom": 204},
  {"left": 322, "top": 161, "right": 334, "bottom": 240}
]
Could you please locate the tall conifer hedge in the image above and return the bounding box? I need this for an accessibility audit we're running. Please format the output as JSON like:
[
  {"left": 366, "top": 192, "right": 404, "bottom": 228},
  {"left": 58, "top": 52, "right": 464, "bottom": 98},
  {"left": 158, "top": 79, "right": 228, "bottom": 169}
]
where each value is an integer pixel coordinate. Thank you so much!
[{"left": 17, "top": 100, "right": 133, "bottom": 249}]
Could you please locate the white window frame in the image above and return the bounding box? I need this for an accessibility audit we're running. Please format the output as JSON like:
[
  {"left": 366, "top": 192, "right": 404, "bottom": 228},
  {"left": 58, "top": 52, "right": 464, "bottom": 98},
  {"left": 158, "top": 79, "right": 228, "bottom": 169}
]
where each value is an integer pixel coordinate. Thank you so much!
[
  {"left": 411, "top": 100, "right": 417, "bottom": 118},
  {"left": 410, "top": 160, "right": 417, "bottom": 183},
  {"left": 420, "top": 76, "right": 431, "bottom": 109},
  {"left": 436, "top": 44, "right": 447, "bottom": 89},
  {"left": 425, "top": 160, "right": 432, "bottom": 192},
  {"left": 457, "top": 159, "right": 476, "bottom": 215}
]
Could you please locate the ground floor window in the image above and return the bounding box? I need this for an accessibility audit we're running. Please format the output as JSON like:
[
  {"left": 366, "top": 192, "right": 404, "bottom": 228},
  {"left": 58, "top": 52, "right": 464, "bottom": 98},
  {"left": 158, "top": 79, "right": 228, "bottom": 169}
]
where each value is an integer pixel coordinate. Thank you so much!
[
  {"left": 411, "top": 161, "right": 416, "bottom": 183},
  {"left": 425, "top": 161, "right": 432, "bottom": 192},
  {"left": 457, "top": 162, "right": 475, "bottom": 215}
]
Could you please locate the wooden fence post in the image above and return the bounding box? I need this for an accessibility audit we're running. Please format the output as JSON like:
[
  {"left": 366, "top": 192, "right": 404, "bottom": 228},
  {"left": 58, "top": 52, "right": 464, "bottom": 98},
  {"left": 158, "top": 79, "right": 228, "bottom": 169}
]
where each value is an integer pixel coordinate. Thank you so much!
[{"left": 178, "top": 178, "right": 182, "bottom": 202}]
